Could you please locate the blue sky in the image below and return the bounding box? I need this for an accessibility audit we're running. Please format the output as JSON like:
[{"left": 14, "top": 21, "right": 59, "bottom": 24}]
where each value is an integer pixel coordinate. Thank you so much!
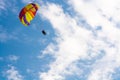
[{"left": 0, "top": 0, "right": 120, "bottom": 80}]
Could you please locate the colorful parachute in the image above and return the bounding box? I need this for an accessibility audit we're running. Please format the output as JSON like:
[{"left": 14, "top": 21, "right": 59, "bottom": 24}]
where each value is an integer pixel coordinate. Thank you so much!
[{"left": 19, "top": 3, "right": 40, "bottom": 26}]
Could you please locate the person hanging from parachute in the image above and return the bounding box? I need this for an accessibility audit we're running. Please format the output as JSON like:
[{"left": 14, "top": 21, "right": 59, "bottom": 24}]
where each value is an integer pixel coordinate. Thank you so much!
[{"left": 19, "top": 3, "right": 46, "bottom": 35}]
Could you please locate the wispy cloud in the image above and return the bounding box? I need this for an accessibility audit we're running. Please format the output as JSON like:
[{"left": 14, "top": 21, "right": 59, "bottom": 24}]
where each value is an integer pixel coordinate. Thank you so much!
[
  {"left": 0, "top": 55, "right": 19, "bottom": 62},
  {"left": 22, "top": 0, "right": 38, "bottom": 4},
  {"left": 0, "top": 0, "right": 18, "bottom": 15},
  {"left": 0, "top": 0, "right": 6, "bottom": 10},
  {"left": 8, "top": 55, "right": 19, "bottom": 62},
  {"left": 0, "top": 57, "right": 3, "bottom": 61},
  {"left": 0, "top": 0, "right": 6, "bottom": 15},
  {"left": 5, "top": 66, "right": 23, "bottom": 80},
  {"left": 0, "top": 26, "right": 18, "bottom": 43}
]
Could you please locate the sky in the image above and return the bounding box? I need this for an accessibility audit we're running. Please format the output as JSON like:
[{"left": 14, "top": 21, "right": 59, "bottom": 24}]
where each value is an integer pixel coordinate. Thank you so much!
[{"left": 0, "top": 0, "right": 120, "bottom": 80}]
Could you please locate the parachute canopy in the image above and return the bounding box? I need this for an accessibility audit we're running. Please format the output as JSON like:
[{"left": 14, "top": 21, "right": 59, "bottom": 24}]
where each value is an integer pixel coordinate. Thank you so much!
[{"left": 19, "top": 3, "right": 40, "bottom": 26}]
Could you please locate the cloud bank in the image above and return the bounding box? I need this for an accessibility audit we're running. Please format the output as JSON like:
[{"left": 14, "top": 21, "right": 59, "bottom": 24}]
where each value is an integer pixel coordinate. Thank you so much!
[{"left": 38, "top": 0, "right": 120, "bottom": 80}]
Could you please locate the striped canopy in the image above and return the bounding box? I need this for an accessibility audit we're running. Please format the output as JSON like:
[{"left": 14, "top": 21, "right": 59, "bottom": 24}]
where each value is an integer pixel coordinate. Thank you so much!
[{"left": 19, "top": 3, "right": 40, "bottom": 26}]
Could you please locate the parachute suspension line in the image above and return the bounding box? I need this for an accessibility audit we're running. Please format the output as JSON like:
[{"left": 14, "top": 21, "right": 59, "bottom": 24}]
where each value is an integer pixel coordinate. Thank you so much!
[{"left": 38, "top": 16, "right": 47, "bottom": 35}]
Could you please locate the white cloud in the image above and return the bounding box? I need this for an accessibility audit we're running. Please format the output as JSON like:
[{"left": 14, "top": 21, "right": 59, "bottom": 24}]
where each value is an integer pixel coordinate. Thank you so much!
[
  {"left": 0, "top": 26, "right": 18, "bottom": 42},
  {"left": 39, "top": 3, "right": 92, "bottom": 80},
  {"left": 5, "top": 66, "right": 23, "bottom": 80},
  {"left": 26, "top": 69, "right": 32, "bottom": 73},
  {"left": 0, "top": 32, "right": 9, "bottom": 42},
  {"left": 88, "top": 68, "right": 113, "bottom": 80},
  {"left": 22, "top": 0, "right": 42, "bottom": 4},
  {"left": 0, "top": 0, "right": 6, "bottom": 10},
  {"left": 0, "top": 31, "right": 18, "bottom": 42},
  {"left": 68, "top": 0, "right": 120, "bottom": 79},
  {"left": 8, "top": 55, "right": 19, "bottom": 61},
  {"left": 37, "top": 0, "right": 120, "bottom": 80},
  {"left": 22, "top": 0, "right": 34, "bottom": 3},
  {"left": 0, "top": 57, "right": 3, "bottom": 61},
  {"left": 0, "top": 0, "right": 18, "bottom": 15}
]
